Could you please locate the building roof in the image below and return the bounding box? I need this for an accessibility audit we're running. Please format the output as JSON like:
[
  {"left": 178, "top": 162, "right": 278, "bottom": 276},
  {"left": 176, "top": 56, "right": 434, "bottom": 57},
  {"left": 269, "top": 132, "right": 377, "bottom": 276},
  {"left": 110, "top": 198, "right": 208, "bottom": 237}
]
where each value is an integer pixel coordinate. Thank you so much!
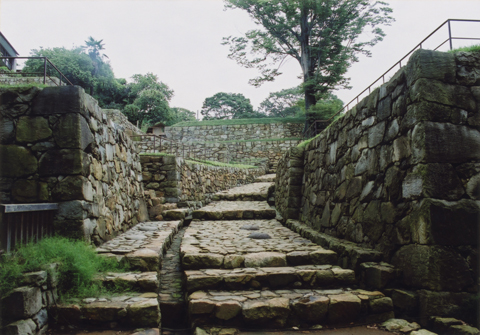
[{"left": 0, "top": 31, "right": 19, "bottom": 56}]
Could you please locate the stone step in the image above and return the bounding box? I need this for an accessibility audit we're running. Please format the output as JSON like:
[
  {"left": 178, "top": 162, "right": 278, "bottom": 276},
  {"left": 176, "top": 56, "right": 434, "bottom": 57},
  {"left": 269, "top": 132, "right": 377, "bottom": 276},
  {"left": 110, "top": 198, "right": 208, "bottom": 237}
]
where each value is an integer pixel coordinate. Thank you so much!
[
  {"left": 192, "top": 201, "right": 276, "bottom": 220},
  {"left": 94, "top": 272, "right": 158, "bottom": 292},
  {"left": 212, "top": 182, "right": 274, "bottom": 202},
  {"left": 188, "top": 288, "right": 394, "bottom": 329},
  {"left": 148, "top": 202, "right": 178, "bottom": 220},
  {"left": 50, "top": 292, "right": 160, "bottom": 328},
  {"left": 181, "top": 219, "right": 337, "bottom": 269},
  {"left": 163, "top": 208, "right": 190, "bottom": 220},
  {"left": 255, "top": 174, "right": 276, "bottom": 182},
  {"left": 285, "top": 219, "right": 383, "bottom": 270},
  {"left": 96, "top": 220, "right": 182, "bottom": 271},
  {"left": 185, "top": 265, "right": 356, "bottom": 293}
]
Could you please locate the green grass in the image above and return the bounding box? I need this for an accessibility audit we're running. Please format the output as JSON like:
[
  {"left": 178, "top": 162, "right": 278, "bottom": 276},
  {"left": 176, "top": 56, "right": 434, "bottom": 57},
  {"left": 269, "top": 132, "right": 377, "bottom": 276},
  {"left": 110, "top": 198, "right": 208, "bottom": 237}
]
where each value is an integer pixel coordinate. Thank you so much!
[
  {"left": 448, "top": 44, "right": 480, "bottom": 53},
  {"left": 170, "top": 116, "right": 305, "bottom": 127},
  {"left": 0, "top": 236, "right": 130, "bottom": 300},
  {"left": 140, "top": 152, "right": 258, "bottom": 169},
  {"left": 0, "top": 83, "right": 49, "bottom": 89}
]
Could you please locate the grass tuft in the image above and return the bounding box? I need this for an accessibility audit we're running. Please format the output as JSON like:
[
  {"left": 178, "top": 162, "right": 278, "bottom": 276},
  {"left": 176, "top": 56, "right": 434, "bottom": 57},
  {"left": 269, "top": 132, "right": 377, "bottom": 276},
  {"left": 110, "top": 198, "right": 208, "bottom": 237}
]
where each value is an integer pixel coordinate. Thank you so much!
[
  {"left": 0, "top": 236, "right": 129, "bottom": 300},
  {"left": 448, "top": 44, "right": 480, "bottom": 53}
]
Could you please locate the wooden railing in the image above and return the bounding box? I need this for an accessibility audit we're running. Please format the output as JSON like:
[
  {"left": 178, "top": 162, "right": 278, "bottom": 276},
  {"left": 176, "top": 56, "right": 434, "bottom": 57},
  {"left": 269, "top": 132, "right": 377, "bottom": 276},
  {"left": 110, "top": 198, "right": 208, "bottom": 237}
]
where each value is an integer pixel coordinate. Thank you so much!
[{"left": 1, "top": 203, "right": 58, "bottom": 253}]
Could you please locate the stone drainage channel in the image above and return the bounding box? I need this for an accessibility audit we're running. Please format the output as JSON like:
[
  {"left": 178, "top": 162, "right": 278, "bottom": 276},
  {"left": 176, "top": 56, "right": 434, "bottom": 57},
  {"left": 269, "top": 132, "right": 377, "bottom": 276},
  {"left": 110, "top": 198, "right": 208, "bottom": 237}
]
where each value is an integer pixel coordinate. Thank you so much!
[{"left": 50, "top": 174, "right": 437, "bottom": 335}]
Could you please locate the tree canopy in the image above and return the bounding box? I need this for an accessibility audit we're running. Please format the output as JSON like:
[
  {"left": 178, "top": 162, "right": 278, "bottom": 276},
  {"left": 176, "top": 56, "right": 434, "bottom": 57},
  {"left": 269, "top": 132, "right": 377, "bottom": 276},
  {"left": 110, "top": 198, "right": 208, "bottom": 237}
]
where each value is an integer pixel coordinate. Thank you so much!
[
  {"left": 259, "top": 86, "right": 303, "bottom": 117},
  {"left": 222, "top": 0, "right": 394, "bottom": 130},
  {"left": 123, "top": 73, "right": 174, "bottom": 129},
  {"left": 201, "top": 92, "right": 263, "bottom": 120}
]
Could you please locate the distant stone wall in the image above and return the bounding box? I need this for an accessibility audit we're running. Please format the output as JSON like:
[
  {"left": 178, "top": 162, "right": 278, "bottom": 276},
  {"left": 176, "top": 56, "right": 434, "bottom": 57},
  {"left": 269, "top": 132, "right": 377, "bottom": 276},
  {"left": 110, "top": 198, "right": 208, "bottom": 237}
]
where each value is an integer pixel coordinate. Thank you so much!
[
  {"left": 0, "top": 86, "right": 147, "bottom": 245},
  {"left": 141, "top": 155, "right": 265, "bottom": 214},
  {"left": 275, "top": 50, "right": 480, "bottom": 321},
  {"left": 137, "top": 138, "right": 301, "bottom": 172},
  {"left": 167, "top": 122, "right": 303, "bottom": 142}
]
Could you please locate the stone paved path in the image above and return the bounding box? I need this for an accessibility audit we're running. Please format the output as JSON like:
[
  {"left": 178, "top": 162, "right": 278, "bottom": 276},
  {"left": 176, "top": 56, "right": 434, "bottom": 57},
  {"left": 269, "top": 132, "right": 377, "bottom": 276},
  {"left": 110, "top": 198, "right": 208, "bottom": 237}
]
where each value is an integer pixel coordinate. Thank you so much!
[
  {"left": 212, "top": 182, "right": 274, "bottom": 201},
  {"left": 183, "top": 179, "right": 395, "bottom": 329}
]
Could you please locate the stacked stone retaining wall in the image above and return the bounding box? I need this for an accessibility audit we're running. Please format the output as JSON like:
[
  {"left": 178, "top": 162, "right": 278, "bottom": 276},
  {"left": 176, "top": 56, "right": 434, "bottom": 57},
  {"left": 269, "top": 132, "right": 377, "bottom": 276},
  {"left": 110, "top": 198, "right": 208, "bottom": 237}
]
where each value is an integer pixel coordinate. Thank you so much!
[
  {"left": 275, "top": 49, "right": 480, "bottom": 323},
  {"left": 141, "top": 155, "right": 266, "bottom": 209},
  {"left": 137, "top": 138, "right": 301, "bottom": 172},
  {"left": 0, "top": 85, "right": 147, "bottom": 245}
]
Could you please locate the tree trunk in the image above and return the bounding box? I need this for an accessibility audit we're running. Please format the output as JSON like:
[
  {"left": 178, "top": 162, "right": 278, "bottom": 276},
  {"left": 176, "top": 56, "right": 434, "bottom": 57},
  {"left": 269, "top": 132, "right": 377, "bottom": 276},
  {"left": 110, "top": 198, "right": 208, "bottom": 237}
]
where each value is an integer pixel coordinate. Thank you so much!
[{"left": 299, "top": 2, "right": 317, "bottom": 136}]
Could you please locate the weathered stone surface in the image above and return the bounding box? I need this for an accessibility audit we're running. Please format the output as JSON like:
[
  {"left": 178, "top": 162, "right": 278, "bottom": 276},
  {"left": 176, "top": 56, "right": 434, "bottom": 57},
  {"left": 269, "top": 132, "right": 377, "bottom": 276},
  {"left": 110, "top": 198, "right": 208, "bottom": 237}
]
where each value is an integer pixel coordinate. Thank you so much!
[
  {"left": 2, "top": 286, "right": 42, "bottom": 319},
  {"left": 3, "top": 319, "right": 37, "bottom": 335},
  {"left": 328, "top": 293, "right": 361, "bottom": 324},
  {"left": 0, "top": 144, "right": 38, "bottom": 177},
  {"left": 369, "top": 297, "right": 393, "bottom": 314},
  {"left": 32, "top": 86, "right": 87, "bottom": 116},
  {"left": 412, "top": 122, "right": 480, "bottom": 164},
  {"left": 127, "top": 299, "right": 159, "bottom": 327},
  {"left": 292, "top": 295, "right": 329, "bottom": 323},
  {"left": 215, "top": 301, "right": 242, "bottom": 320},
  {"left": 0, "top": 118, "right": 14, "bottom": 143},
  {"left": 53, "top": 113, "right": 94, "bottom": 150},
  {"left": 243, "top": 298, "right": 290, "bottom": 323},
  {"left": 360, "top": 262, "right": 396, "bottom": 290},
  {"left": 39, "top": 149, "right": 86, "bottom": 176},
  {"left": 16, "top": 116, "right": 52, "bottom": 143},
  {"left": 392, "top": 245, "right": 473, "bottom": 291},
  {"left": 406, "top": 49, "right": 456, "bottom": 86},
  {"left": 183, "top": 253, "right": 224, "bottom": 270},
  {"left": 381, "top": 318, "right": 421, "bottom": 333},
  {"left": 126, "top": 249, "right": 159, "bottom": 271},
  {"left": 189, "top": 299, "right": 216, "bottom": 314},
  {"left": 52, "top": 175, "right": 93, "bottom": 201},
  {"left": 82, "top": 301, "right": 128, "bottom": 321},
  {"left": 244, "top": 252, "right": 287, "bottom": 268},
  {"left": 11, "top": 179, "right": 39, "bottom": 202}
]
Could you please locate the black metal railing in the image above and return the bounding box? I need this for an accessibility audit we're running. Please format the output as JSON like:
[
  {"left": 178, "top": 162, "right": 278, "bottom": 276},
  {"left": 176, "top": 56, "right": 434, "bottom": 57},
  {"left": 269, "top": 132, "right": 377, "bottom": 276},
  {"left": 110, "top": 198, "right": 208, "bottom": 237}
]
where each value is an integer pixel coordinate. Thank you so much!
[
  {"left": 304, "top": 18, "right": 480, "bottom": 138},
  {"left": 0, "top": 56, "right": 73, "bottom": 86},
  {"left": 1, "top": 203, "right": 58, "bottom": 253}
]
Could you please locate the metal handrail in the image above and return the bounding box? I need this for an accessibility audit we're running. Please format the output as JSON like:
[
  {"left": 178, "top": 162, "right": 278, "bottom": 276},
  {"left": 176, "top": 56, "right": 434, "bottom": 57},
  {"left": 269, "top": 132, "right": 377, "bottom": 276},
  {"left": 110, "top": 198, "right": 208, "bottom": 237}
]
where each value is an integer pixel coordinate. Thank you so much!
[
  {"left": 0, "top": 56, "right": 73, "bottom": 86},
  {"left": 304, "top": 18, "right": 480, "bottom": 138}
]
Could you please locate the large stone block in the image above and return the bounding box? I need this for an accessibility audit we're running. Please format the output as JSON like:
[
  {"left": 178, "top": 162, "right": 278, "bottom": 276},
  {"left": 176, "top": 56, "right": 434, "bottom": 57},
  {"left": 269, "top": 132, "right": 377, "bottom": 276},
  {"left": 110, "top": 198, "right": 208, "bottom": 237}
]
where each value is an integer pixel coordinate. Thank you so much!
[
  {"left": 292, "top": 296, "right": 329, "bottom": 323},
  {"left": 0, "top": 145, "right": 38, "bottom": 177},
  {"left": 406, "top": 49, "right": 456, "bottom": 86},
  {"left": 52, "top": 113, "right": 94, "bottom": 150},
  {"left": 391, "top": 244, "right": 473, "bottom": 291},
  {"left": 412, "top": 122, "right": 480, "bottom": 164},
  {"left": 406, "top": 198, "right": 478, "bottom": 246},
  {"left": 39, "top": 149, "right": 87, "bottom": 176},
  {"left": 32, "top": 86, "right": 88, "bottom": 117},
  {"left": 52, "top": 175, "right": 93, "bottom": 201},
  {"left": 16, "top": 116, "right": 52, "bottom": 143},
  {"left": 418, "top": 290, "right": 477, "bottom": 325},
  {"left": 328, "top": 293, "right": 361, "bottom": 324},
  {"left": 11, "top": 179, "right": 39, "bottom": 202},
  {"left": 2, "top": 286, "right": 42, "bottom": 320}
]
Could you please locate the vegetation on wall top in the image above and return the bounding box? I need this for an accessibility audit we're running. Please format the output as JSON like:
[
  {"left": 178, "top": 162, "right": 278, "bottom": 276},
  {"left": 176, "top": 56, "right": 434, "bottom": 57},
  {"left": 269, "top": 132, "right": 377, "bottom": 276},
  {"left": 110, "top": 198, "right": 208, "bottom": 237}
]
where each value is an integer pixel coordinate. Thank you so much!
[{"left": 171, "top": 116, "right": 306, "bottom": 127}]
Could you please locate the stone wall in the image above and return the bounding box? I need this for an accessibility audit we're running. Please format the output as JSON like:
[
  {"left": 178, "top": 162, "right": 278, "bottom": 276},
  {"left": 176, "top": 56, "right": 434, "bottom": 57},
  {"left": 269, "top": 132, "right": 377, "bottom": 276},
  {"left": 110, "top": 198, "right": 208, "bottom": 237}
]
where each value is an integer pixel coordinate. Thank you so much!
[
  {"left": 0, "top": 264, "right": 59, "bottom": 333},
  {"left": 137, "top": 138, "right": 301, "bottom": 172},
  {"left": 275, "top": 49, "right": 479, "bottom": 321},
  {"left": 167, "top": 122, "right": 303, "bottom": 142},
  {"left": 0, "top": 85, "right": 147, "bottom": 245},
  {"left": 141, "top": 155, "right": 266, "bottom": 212}
]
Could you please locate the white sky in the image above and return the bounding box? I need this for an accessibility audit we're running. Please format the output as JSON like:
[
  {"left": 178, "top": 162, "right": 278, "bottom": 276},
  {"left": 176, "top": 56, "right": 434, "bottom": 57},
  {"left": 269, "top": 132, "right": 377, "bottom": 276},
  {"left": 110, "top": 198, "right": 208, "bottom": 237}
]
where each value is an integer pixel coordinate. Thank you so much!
[{"left": 1, "top": 0, "right": 479, "bottom": 116}]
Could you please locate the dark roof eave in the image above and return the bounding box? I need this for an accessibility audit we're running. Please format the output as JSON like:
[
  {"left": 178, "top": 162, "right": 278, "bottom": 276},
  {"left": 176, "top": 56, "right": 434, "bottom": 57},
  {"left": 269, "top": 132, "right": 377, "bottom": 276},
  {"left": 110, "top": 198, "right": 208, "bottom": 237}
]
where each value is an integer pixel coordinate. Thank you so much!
[{"left": 0, "top": 31, "right": 19, "bottom": 56}]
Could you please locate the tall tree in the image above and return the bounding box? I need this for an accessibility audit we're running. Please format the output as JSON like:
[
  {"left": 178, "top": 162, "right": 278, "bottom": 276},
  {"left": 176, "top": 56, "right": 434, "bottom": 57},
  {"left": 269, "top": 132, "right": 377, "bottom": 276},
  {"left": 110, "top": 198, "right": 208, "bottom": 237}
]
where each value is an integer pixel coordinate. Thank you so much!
[
  {"left": 222, "top": 0, "right": 394, "bottom": 130},
  {"left": 201, "top": 92, "right": 261, "bottom": 119},
  {"left": 259, "top": 86, "right": 303, "bottom": 117},
  {"left": 83, "top": 37, "right": 108, "bottom": 76},
  {"left": 169, "top": 107, "right": 196, "bottom": 125}
]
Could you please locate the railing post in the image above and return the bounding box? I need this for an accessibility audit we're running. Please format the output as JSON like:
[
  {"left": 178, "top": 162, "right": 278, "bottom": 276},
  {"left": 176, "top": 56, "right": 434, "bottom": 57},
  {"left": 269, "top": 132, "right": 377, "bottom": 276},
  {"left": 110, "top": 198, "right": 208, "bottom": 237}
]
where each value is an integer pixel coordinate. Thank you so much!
[
  {"left": 43, "top": 58, "right": 47, "bottom": 85},
  {"left": 448, "top": 20, "right": 453, "bottom": 50}
]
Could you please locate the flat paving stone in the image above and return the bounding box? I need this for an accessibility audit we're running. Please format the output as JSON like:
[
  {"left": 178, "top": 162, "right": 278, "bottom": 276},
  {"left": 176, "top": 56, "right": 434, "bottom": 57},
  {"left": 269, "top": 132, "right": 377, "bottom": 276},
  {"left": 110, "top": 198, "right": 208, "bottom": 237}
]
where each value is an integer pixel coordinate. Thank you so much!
[
  {"left": 188, "top": 288, "right": 393, "bottom": 328},
  {"left": 95, "top": 272, "right": 158, "bottom": 292},
  {"left": 97, "top": 221, "right": 182, "bottom": 271},
  {"left": 193, "top": 201, "right": 276, "bottom": 220},
  {"left": 212, "top": 183, "right": 274, "bottom": 201},
  {"left": 185, "top": 265, "right": 355, "bottom": 292},
  {"left": 254, "top": 174, "right": 276, "bottom": 182},
  {"left": 181, "top": 220, "right": 336, "bottom": 269}
]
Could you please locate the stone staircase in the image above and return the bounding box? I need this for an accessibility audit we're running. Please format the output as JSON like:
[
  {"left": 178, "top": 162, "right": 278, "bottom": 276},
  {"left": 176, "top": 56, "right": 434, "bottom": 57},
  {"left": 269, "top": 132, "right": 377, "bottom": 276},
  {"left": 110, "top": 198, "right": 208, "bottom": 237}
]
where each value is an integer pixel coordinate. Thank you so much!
[
  {"left": 182, "top": 176, "right": 396, "bottom": 329},
  {"left": 49, "top": 173, "right": 397, "bottom": 331}
]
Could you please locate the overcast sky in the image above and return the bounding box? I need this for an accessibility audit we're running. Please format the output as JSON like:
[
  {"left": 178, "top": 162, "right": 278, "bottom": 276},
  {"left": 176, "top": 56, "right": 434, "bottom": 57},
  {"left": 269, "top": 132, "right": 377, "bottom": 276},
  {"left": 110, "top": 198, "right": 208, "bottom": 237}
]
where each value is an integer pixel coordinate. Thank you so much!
[{"left": 1, "top": 0, "right": 479, "bottom": 116}]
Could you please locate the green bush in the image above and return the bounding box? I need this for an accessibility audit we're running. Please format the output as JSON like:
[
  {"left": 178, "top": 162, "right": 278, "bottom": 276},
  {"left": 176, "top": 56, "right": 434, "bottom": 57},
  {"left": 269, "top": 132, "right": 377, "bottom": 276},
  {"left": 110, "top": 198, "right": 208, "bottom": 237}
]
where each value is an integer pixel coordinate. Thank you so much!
[
  {"left": 0, "top": 236, "right": 129, "bottom": 300},
  {"left": 448, "top": 44, "right": 480, "bottom": 53}
]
